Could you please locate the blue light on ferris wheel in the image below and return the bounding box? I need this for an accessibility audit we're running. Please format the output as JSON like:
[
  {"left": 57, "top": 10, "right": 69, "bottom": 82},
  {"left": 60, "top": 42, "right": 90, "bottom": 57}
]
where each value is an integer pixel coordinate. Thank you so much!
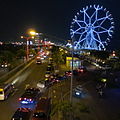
[{"left": 70, "top": 5, "right": 114, "bottom": 50}]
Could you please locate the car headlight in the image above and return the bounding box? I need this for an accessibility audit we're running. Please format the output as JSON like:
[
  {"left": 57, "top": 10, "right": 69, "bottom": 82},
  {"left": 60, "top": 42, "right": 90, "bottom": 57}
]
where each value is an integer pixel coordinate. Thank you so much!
[
  {"left": 5, "top": 65, "right": 7, "bottom": 67},
  {"left": 75, "top": 92, "right": 80, "bottom": 95}
]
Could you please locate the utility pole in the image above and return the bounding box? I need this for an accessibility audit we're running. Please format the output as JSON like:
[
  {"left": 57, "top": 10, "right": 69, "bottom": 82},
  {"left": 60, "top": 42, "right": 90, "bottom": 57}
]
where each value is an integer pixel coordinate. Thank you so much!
[
  {"left": 70, "top": 39, "right": 74, "bottom": 120},
  {"left": 70, "top": 40, "right": 74, "bottom": 102}
]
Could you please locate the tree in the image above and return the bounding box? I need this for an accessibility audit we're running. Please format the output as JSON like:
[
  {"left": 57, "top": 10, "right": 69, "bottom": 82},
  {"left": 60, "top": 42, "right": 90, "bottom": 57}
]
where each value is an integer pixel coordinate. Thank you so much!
[
  {"left": 51, "top": 101, "right": 72, "bottom": 120},
  {"left": 29, "top": 48, "right": 36, "bottom": 55},
  {"left": 16, "top": 49, "right": 26, "bottom": 59},
  {"left": 51, "top": 46, "right": 67, "bottom": 65},
  {"left": 90, "top": 50, "right": 109, "bottom": 60},
  {"left": 0, "top": 50, "right": 15, "bottom": 63}
]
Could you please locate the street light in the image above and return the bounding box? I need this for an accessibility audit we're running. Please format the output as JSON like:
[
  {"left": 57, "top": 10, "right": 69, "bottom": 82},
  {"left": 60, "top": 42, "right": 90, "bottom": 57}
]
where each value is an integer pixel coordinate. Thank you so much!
[
  {"left": 21, "top": 35, "right": 34, "bottom": 61},
  {"left": 29, "top": 31, "right": 36, "bottom": 36}
]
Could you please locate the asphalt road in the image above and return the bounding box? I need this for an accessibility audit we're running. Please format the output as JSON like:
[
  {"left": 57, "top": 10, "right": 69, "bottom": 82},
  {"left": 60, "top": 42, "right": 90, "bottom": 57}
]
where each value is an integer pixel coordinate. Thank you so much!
[
  {"left": 0, "top": 61, "right": 47, "bottom": 120},
  {"left": 0, "top": 68, "right": 8, "bottom": 77}
]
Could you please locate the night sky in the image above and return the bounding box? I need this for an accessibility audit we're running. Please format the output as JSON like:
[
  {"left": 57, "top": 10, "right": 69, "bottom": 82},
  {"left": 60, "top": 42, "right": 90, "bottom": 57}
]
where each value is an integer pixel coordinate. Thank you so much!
[{"left": 0, "top": 0, "right": 120, "bottom": 49}]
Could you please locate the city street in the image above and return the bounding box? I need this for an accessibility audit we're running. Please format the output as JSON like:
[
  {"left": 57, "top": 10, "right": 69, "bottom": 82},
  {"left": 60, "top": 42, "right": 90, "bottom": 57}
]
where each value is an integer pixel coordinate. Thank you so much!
[{"left": 0, "top": 61, "right": 47, "bottom": 120}]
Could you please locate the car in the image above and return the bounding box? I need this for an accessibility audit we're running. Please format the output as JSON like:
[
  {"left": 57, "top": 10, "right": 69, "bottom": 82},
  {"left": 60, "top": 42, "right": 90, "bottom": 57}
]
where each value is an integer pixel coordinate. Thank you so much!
[
  {"left": 1, "top": 62, "right": 8, "bottom": 68},
  {"left": 46, "top": 66, "right": 52, "bottom": 71},
  {"left": 56, "top": 75, "right": 66, "bottom": 81},
  {"left": 77, "top": 66, "right": 87, "bottom": 73},
  {"left": 0, "top": 83, "right": 15, "bottom": 100},
  {"left": 44, "top": 78, "right": 52, "bottom": 87},
  {"left": 65, "top": 71, "right": 72, "bottom": 77},
  {"left": 73, "top": 70, "right": 79, "bottom": 75},
  {"left": 73, "top": 85, "right": 83, "bottom": 97},
  {"left": 45, "top": 71, "right": 51, "bottom": 78},
  {"left": 37, "top": 81, "right": 45, "bottom": 89},
  {"left": 19, "top": 88, "right": 41, "bottom": 104},
  {"left": 32, "top": 97, "right": 51, "bottom": 120},
  {"left": 37, "top": 81, "right": 46, "bottom": 92},
  {"left": 36, "top": 59, "right": 42, "bottom": 64},
  {"left": 49, "top": 78, "right": 59, "bottom": 84},
  {"left": 51, "top": 75, "right": 66, "bottom": 83},
  {"left": 49, "top": 57, "right": 53, "bottom": 63},
  {"left": 11, "top": 108, "right": 32, "bottom": 120}
]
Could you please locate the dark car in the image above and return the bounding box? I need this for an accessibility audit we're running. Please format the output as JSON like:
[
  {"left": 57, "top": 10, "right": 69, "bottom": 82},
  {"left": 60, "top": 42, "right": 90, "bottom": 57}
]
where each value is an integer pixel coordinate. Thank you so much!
[
  {"left": 77, "top": 66, "right": 87, "bottom": 73},
  {"left": 19, "top": 88, "right": 41, "bottom": 104},
  {"left": 32, "top": 97, "right": 51, "bottom": 120},
  {"left": 11, "top": 108, "right": 32, "bottom": 120},
  {"left": 46, "top": 66, "right": 52, "bottom": 71}
]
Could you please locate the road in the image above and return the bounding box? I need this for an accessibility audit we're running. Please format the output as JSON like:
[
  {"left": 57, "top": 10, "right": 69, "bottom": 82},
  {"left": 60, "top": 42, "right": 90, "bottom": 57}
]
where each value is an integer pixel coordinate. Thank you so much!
[
  {"left": 0, "top": 61, "right": 47, "bottom": 120},
  {"left": 0, "top": 60, "right": 120, "bottom": 120},
  {"left": 0, "top": 68, "right": 8, "bottom": 77}
]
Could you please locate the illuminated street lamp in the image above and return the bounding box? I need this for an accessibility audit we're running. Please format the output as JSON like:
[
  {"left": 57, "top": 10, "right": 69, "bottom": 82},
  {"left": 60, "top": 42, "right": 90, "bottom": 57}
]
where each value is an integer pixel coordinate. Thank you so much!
[
  {"left": 29, "top": 31, "right": 36, "bottom": 36},
  {"left": 21, "top": 35, "right": 34, "bottom": 61}
]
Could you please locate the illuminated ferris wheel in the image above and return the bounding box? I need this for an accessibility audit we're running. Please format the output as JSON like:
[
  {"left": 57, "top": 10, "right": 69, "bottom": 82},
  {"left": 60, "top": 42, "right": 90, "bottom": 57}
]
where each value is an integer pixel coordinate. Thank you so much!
[{"left": 70, "top": 5, "right": 114, "bottom": 50}]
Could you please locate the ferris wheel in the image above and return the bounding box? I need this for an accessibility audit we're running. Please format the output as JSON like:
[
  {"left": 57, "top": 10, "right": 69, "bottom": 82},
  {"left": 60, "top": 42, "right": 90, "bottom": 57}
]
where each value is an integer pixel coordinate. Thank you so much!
[{"left": 70, "top": 5, "right": 114, "bottom": 50}]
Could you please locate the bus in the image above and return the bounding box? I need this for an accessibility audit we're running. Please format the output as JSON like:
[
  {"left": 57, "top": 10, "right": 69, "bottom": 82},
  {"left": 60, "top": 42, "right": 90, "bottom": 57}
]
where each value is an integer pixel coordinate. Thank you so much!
[
  {"left": 32, "top": 97, "right": 51, "bottom": 120},
  {"left": 0, "top": 83, "right": 14, "bottom": 100}
]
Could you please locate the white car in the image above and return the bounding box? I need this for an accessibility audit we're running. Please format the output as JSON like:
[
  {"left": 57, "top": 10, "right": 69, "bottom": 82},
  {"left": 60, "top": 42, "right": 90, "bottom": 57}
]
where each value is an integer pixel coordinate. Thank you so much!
[
  {"left": 37, "top": 81, "right": 45, "bottom": 92},
  {"left": 45, "top": 71, "right": 51, "bottom": 78}
]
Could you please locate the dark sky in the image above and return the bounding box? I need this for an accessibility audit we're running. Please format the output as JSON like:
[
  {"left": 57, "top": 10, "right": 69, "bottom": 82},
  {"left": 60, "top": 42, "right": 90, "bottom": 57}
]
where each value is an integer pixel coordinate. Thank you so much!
[{"left": 0, "top": 0, "right": 120, "bottom": 49}]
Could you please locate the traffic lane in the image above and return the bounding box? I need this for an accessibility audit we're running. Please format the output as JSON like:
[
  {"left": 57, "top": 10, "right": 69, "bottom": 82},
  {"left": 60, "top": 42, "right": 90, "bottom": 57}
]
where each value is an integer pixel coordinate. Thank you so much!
[
  {"left": 0, "top": 62, "right": 47, "bottom": 120},
  {"left": 0, "top": 68, "right": 8, "bottom": 76}
]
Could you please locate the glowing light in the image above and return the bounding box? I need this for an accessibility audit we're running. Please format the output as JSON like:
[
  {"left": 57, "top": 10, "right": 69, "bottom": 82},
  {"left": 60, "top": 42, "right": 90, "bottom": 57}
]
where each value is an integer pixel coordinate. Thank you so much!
[
  {"left": 29, "top": 31, "right": 36, "bottom": 35},
  {"left": 76, "top": 92, "right": 80, "bottom": 95},
  {"left": 21, "top": 36, "right": 24, "bottom": 39},
  {"left": 101, "top": 78, "right": 107, "bottom": 82}
]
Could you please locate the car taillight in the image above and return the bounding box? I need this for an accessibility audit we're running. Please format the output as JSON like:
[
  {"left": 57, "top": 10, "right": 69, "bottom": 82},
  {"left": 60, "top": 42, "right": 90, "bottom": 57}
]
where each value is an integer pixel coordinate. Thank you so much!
[
  {"left": 80, "top": 69, "right": 83, "bottom": 72},
  {"left": 29, "top": 99, "right": 32, "bottom": 101},
  {"left": 24, "top": 98, "right": 26, "bottom": 100},
  {"left": 19, "top": 98, "right": 21, "bottom": 101}
]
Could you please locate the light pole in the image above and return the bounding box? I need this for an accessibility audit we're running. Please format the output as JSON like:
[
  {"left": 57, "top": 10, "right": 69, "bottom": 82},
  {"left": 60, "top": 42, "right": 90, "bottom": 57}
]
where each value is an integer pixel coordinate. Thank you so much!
[
  {"left": 21, "top": 36, "right": 34, "bottom": 61},
  {"left": 21, "top": 30, "right": 36, "bottom": 61},
  {"left": 70, "top": 39, "right": 74, "bottom": 103}
]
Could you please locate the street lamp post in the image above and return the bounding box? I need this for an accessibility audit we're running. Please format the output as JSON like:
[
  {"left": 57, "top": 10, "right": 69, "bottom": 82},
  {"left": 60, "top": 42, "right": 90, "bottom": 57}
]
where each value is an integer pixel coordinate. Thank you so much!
[
  {"left": 21, "top": 30, "right": 36, "bottom": 61},
  {"left": 70, "top": 39, "right": 74, "bottom": 103},
  {"left": 21, "top": 36, "right": 34, "bottom": 61},
  {"left": 69, "top": 39, "right": 74, "bottom": 120}
]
